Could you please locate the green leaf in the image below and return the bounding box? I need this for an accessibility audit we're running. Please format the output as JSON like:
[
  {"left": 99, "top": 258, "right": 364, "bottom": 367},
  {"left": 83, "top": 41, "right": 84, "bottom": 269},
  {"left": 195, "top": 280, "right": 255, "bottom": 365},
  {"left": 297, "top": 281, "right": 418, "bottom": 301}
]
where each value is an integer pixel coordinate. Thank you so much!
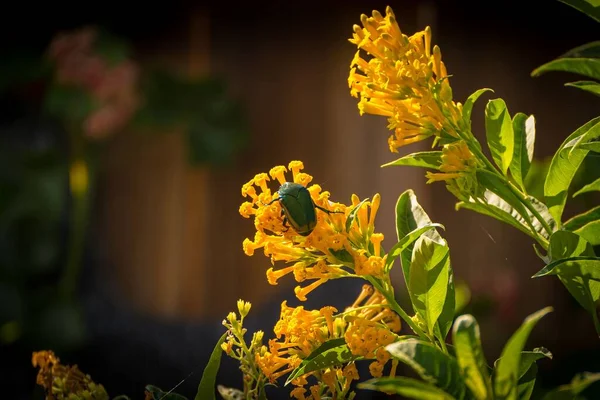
[
  {"left": 531, "top": 248, "right": 600, "bottom": 333},
  {"left": 454, "top": 280, "right": 472, "bottom": 316},
  {"left": 517, "top": 362, "right": 538, "bottom": 400},
  {"left": 517, "top": 348, "right": 553, "bottom": 379},
  {"left": 463, "top": 88, "right": 494, "bottom": 129},
  {"left": 395, "top": 190, "right": 444, "bottom": 283},
  {"left": 523, "top": 195, "right": 558, "bottom": 239},
  {"left": 434, "top": 270, "right": 456, "bottom": 345},
  {"left": 543, "top": 372, "right": 600, "bottom": 400},
  {"left": 565, "top": 119, "right": 600, "bottom": 156},
  {"left": 532, "top": 256, "right": 599, "bottom": 278},
  {"left": 384, "top": 223, "right": 445, "bottom": 272},
  {"left": 563, "top": 206, "right": 600, "bottom": 245},
  {"left": 452, "top": 314, "right": 493, "bottom": 400},
  {"left": 579, "top": 141, "right": 600, "bottom": 152},
  {"left": 358, "top": 377, "right": 456, "bottom": 399},
  {"left": 561, "top": 41, "right": 600, "bottom": 58},
  {"left": 498, "top": 349, "right": 552, "bottom": 400},
  {"left": 458, "top": 190, "right": 556, "bottom": 243},
  {"left": 328, "top": 248, "right": 354, "bottom": 264},
  {"left": 494, "top": 347, "right": 553, "bottom": 383},
  {"left": 476, "top": 170, "right": 537, "bottom": 236},
  {"left": 285, "top": 338, "right": 356, "bottom": 385},
  {"left": 382, "top": 151, "right": 443, "bottom": 169},
  {"left": 510, "top": 113, "right": 536, "bottom": 191},
  {"left": 146, "top": 385, "right": 188, "bottom": 400},
  {"left": 573, "top": 177, "right": 600, "bottom": 196},
  {"left": 456, "top": 201, "right": 534, "bottom": 240},
  {"left": 544, "top": 116, "right": 600, "bottom": 224},
  {"left": 566, "top": 80, "right": 600, "bottom": 96},
  {"left": 524, "top": 159, "right": 552, "bottom": 202},
  {"left": 195, "top": 332, "right": 227, "bottom": 400},
  {"left": 557, "top": 0, "right": 600, "bottom": 23},
  {"left": 533, "top": 231, "right": 600, "bottom": 333},
  {"left": 485, "top": 99, "right": 515, "bottom": 174},
  {"left": 493, "top": 307, "right": 553, "bottom": 400},
  {"left": 532, "top": 58, "right": 600, "bottom": 80},
  {"left": 548, "top": 230, "right": 596, "bottom": 262},
  {"left": 409, "top": 236, "right": 451, "bottom": 338},
  {"left": 345, "top": 198, "right": 370, "bottom": 233},
  {"left": 386, "top": 339, "right": 469, "bottom": 399}
]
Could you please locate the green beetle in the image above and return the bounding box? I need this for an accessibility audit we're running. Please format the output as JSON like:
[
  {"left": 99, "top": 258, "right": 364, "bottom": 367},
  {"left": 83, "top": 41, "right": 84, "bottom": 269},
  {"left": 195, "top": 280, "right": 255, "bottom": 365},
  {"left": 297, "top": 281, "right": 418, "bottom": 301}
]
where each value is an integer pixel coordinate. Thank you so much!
[{"left": 268, "top": 182, "right": 340, "bottom": 236}]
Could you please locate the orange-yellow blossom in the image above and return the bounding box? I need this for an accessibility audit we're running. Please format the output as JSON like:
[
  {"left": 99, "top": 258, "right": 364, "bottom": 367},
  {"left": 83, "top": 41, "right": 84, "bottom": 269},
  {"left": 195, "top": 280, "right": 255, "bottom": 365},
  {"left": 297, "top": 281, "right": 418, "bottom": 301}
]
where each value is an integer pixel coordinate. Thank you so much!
[
  {"left": 348, "top": 6, "right": 463, "bottom": 152},
  {"left": 32, "top": 350, "right": 109, "bottom": 399},
  {"left": 240, "top": 161, "right": 386, "bottom": 300},
  {"left": 425, "top": 140, "right": 478, "bottom": 183},
  {"left": 256, "top": 301, "right": 343, "bottom": 384},
  {"left": 343, "top": 285, "right": 401, "bottom": 378}
]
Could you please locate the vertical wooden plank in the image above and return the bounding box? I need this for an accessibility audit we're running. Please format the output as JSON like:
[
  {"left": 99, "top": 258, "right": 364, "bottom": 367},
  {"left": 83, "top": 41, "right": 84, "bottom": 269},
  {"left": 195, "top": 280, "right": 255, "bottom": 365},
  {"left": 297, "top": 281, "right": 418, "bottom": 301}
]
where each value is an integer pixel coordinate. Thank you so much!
[
  {"left": 153, "top": 130, "right": 186, "bottom": 316},
  {"left": 97, "top": 124, "right": 185, "bottom": 315},
  {"left": 178, "top": 10, "right": 211, "bottom": 318}
]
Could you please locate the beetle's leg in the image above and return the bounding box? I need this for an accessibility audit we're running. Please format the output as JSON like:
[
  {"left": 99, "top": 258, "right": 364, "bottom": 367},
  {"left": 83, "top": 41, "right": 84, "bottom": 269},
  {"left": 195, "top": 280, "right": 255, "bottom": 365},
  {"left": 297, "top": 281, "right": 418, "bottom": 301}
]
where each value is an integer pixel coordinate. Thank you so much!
[
  {"left": 315, "top": 204, "right": 344, "bottom": 214},
  {"left": 282, "top": 218, "right": 290, "bottom": 233},
  {"left": 281, "top": 210, "right": 290, "bottom": 232},
  {"left": 261, "top": 197, "right": 281, "bottom": 207}
]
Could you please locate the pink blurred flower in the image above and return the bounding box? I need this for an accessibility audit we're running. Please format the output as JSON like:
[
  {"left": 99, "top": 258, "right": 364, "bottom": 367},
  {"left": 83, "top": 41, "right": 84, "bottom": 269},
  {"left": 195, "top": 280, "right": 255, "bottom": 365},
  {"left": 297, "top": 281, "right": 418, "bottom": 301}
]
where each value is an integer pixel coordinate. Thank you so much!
[
  {"left": 48, "top": 27, "right": 96, "bottom": 62},
  {"left": 46, "top": 26, "right": 141, "bottom": 140},
  {"left": 91, "top": 61, "right": 139, "bottom": 101}
]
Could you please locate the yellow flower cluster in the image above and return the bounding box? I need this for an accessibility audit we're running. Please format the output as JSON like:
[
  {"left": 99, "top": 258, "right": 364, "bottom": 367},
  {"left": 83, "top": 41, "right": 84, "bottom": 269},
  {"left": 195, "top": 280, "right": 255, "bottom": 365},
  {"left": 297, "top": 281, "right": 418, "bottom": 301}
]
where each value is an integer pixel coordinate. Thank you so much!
[
  {"left": 220, "top": 301, "right": 266, "bottom": 397},
  {"left": 426, "top": 140, "right": 481, "bottom": 199},
  {"left": 426, "top": 140, "right": 478, "bottom": 183},
  {"left": 256, "top": 301, "right": 340, "bottom": 383},
  {"left": 32, "top": 350, "right": 109, "bottom": 400},
  {"left": 290, "top": 363, "right": 360, "bottom": 400},
  {"left": 348, "top": 6, "right": 463, "bottom": 152},
  {"left": 254, "top": 284, "right": 401, "bottom": 399},
  {"left": 343, "top": 285, "right": 401, "bottom": 378},
  {"left": 240, "top": 160, "right": 386, "bottom": 301}
]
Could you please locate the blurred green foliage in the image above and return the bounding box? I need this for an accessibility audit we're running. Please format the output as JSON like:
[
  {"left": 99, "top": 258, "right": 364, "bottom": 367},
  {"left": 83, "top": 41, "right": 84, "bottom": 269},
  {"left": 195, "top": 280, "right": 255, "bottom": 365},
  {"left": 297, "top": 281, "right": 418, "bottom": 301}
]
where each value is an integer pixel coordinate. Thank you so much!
[
  {"left": 0, "top": 120, "right": 86, "bottom": 352},
  {"left": 0, "top": 26, "right": 249, "bottom": 355},
  {"left": 134, "top": 69, "right": 248, "bottom": 166}
]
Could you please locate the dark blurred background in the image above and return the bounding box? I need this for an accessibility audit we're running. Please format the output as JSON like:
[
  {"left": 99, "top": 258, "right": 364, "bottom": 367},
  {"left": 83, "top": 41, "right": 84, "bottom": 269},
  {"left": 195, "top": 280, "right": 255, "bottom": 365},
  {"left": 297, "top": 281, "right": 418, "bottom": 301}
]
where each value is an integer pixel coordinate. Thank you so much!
[{"left": 1, "top": 0, "right": 599, "bottom": 399}]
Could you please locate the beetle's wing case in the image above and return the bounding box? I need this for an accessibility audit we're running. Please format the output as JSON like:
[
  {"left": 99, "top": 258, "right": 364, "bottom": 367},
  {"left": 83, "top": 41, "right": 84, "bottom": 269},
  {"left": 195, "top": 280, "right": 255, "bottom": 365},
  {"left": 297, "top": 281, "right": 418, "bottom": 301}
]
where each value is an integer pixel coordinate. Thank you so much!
[{"left": 277, "top": 182, "right": 317, "bottom": 236}]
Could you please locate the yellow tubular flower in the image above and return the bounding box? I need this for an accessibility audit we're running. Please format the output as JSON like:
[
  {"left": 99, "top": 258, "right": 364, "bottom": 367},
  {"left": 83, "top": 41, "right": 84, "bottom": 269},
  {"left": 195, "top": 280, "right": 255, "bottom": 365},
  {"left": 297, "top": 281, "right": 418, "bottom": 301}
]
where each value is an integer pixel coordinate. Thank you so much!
[
  {"left": 309, "top": 385, "right": 322, "bottom": 399},
  {"left": 348, "top": 6, "right": 464, "bottom": 152},
  {"left": 322, "top": 368, "right": 337, "bottom": 391},
  {"left": 425, "top": 140, "right": 481, "bottom": 199},
  {"left": 240, "top": 161, "right": 385, "bottom": 301},
  {"left": 343, "top": 285, "right": 401, "bottom": 378},
  {"left": 291, "top": 387, "right": 308, "bottom": 400},
  {"left": 32, "top": 350, "right": 109, "bottom": 400},
  {"left": 425, "top": 140, "right": 478, "bottom": 182},
  {"left": 256, "top": 301, "right": 339, "bottom": 384},
  {"left": 342, "top": 363, "right": 360, "bottom": 390}
]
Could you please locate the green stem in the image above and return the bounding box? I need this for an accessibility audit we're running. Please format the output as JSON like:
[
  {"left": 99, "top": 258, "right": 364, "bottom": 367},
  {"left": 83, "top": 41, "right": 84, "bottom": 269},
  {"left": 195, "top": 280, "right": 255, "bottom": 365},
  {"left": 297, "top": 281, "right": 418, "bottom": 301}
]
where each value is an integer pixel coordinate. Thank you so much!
[
  {"left": 474, "top": 197, "right": 549, "bottom": 250},
  {"left": 59, "top": 129, "right": 94, "bottom": 302},
  {"left": 438, "top": 337, "right": 449, "bottom": 354},
  {"left": 366, "top": 277, "right": 429, "bottom": 342},
  {"left": 505, "top": 181, "right": 554, "bottom": 238},
  {"left": 465, "top": 138, "right": 552, "bottom": 249},
  {"left": 466, "top": 137, "right": 500, "bottom": 176}
]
